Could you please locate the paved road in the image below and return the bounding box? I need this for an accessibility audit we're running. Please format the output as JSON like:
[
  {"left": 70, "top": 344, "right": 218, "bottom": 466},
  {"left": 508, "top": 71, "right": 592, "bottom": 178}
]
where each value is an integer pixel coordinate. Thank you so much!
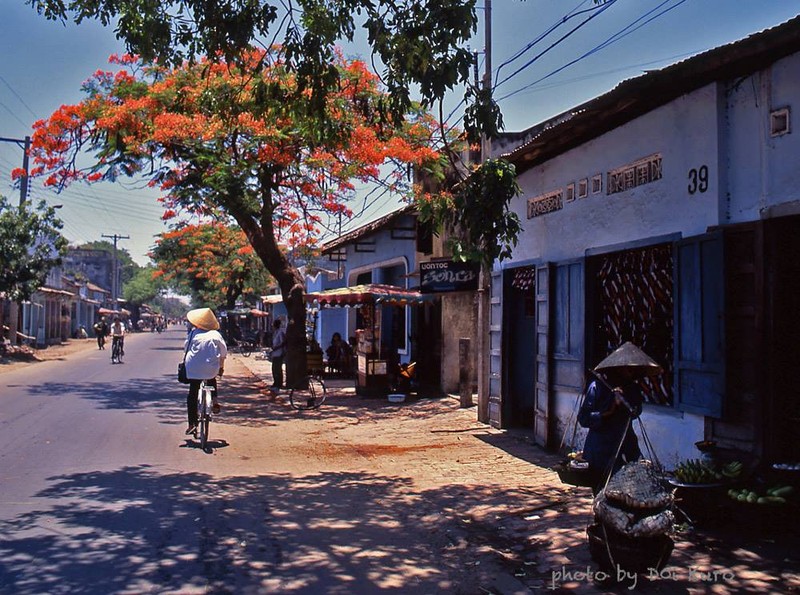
[
  {"left": 0, "top": 329, "right": 255, "bottom": 593},
  {"left": 0, "top": 329, "right": 544, "bottom": 594},
  {"left": 2, "top": 329, "right": 798, "bottom": 594}
]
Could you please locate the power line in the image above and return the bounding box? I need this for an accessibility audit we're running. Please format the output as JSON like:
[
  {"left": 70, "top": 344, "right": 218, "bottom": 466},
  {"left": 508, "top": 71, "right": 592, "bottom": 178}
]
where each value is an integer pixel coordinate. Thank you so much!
[
  {"left": 102, "top": 233, "right": 130, "bottom": 304},
  {"left": 500, "top": 49, "right": 703, "bottom": 98},
  {"left": 493, "top": 0, "right": 603, "bottom": 88},
  {"left": 0, "top": 74, "right": 40, "bottom": 119},
  {"left": 494, "top": 0, "right": 618, "bottom": 90},
  {"left": 496, "top": 0, "right": 690, "bottom": 102},
  {"left": 0, "top": 99, "right": 30, "bottom": 130}
]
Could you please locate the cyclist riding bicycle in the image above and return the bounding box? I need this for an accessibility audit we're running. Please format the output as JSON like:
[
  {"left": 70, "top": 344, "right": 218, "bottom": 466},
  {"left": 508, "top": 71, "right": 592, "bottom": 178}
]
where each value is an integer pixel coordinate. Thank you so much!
[
  {"left": 184, "top": 308, "right": 227, "bottom": 435},
  {"left": 110, "top": 316, "right": 125, "bottom": 362}
]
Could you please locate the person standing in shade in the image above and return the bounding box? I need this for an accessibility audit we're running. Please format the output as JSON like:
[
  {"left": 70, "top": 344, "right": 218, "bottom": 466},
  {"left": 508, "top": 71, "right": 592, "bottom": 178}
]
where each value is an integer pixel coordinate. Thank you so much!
[
  {"left": 184, "top": 308, "right": 227, "bottom": 435},
  {"left": 578, "top": 342, "right": 661, "bottom": 494},
  {"left": 270, "top": 319, "right": 287, "bottom": 390}
]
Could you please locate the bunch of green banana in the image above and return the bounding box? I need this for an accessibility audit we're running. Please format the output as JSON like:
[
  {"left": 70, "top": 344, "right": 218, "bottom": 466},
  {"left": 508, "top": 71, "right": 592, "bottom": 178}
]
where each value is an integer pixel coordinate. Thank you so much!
[
  {"left": 674, "top": 459, "right": 722, "bottom": 484},
  {"left": 728, "top": 485, "right": 793, "bottom": 504},
  {"left": 721, "top": 460, "right": 743, "bottom": 478}
]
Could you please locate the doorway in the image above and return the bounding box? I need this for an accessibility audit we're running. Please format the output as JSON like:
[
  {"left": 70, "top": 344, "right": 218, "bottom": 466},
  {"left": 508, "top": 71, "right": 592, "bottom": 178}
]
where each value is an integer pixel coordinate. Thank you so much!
[
  {"left": 504, "top": 266, "right": 537, "bottom": 428},
  {"left": 765, "top": 215, "right": 800, "bottom": 461}
]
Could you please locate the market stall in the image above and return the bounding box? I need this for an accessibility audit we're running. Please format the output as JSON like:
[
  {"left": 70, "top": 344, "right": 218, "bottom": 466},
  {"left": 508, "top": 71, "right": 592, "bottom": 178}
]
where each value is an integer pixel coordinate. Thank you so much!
[{"left": 306, "top": 284, "right": 434, "bottom": 396}]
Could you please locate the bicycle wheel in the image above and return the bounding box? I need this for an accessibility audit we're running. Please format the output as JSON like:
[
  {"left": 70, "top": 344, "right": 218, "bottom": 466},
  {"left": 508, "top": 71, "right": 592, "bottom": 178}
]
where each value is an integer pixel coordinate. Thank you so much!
[
  {"left": 240, "top": 341, "right": 252, "bottom": 357},
  {"left": 197, "top": 387, "right": 211, "bottom": 448},
  {"left": 198, "top": 414, "right": 210, "bottom": 449},
  {"left": 111, "top": 340, "right": 120, "bottom": 363},
  {"left": 289, "top": 375, "right": 326, "bottom": 410}
]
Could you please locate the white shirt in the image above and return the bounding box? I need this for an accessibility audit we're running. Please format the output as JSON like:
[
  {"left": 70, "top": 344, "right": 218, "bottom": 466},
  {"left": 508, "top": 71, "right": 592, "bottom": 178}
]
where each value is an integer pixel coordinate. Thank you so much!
[{"left": 185, "top": 328, "right": 228, "bottom": 380}]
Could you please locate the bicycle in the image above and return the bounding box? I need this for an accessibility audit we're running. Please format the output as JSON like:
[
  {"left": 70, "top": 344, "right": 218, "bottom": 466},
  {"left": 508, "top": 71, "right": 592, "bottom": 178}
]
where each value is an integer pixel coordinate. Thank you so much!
[
  {"left": 196, "top": 380, "right": 215, "bottom": 449},
  {"left": 111, "top": 336, "right": 123, "bottom": 364},
  {"left": 231, "top": 338, "right": 254, "bottom": 357},
  {"left": 289, "top": 375, "right": 327, "bottom": 410}
]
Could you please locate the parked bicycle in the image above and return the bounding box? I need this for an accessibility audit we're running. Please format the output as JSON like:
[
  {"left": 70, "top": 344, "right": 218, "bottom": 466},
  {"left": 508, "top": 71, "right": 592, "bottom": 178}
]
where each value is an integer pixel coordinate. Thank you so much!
[
  {"left": 230, "top": 338, "right": 255, "bottom": 357},
  {"left": 289, "top": 375, "right": 327, "bottom": 410}
]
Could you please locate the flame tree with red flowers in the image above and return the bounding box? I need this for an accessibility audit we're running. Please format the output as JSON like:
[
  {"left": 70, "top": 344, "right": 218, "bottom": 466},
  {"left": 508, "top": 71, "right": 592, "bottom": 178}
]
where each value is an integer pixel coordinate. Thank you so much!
[
  {"left": 150, "top": 222, "right": 271, "bottom": 310},
  {"left": 28, "top": 49, "right": 446, "bottom": 385}
]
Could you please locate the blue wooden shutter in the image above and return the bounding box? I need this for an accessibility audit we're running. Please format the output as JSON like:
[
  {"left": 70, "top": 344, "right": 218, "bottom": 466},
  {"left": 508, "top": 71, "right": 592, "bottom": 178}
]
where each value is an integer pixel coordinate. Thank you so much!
[
  {"left": 674, "top": 231, "right": 724, "bottom": 417},
  {"left": 554, "top": 260, "right": 584, "bottom": 389}
]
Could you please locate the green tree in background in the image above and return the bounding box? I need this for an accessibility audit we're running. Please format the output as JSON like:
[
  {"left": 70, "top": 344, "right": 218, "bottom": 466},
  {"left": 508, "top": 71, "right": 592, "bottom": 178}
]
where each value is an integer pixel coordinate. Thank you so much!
[{"left": 0, "top": 196, "right": 68, "bottom": 303}]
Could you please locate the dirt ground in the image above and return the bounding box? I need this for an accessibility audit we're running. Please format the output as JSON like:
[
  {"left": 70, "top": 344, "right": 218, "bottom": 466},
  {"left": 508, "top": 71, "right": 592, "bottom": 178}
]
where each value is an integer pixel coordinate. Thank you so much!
[{"left": 0, "top": 337, "right": 99, "bottom": 375}]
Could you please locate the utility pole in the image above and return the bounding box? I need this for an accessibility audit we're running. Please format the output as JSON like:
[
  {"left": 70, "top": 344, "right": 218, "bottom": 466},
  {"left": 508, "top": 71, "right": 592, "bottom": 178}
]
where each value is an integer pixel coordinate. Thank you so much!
[
  {"left": 476, "top": 0, "right": 492, "bottom": 423},
  {"left": 0, "top": 135, "right": 32, "bottom": 346},
  {"left": 0, "top": 136, "right": 31, "bottom": 206},
  {"left": 102, "top": 233, "right": 130, "bottom": 308}
]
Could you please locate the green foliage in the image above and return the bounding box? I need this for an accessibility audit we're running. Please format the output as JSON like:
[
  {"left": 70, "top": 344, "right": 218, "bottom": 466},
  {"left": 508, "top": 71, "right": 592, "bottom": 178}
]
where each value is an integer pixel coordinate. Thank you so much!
[
  {"left": 152, "top": 295, "right": 190, "bottom": 319},
  {"left": 418, "top": 159, "right": 521, "bottom": 267},
  {"left": 0, "top": 196, "right": 68, "bottom": 302},
  {"left": 122, "top": 265, "right": 164, "bottom": 305},
  {"left": 463, "top": 85, "right": 504, "bottom": 145}
]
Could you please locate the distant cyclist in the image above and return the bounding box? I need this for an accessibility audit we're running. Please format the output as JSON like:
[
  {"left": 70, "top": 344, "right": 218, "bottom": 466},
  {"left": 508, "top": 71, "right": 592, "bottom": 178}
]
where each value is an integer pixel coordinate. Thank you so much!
[
  {"left": 110, "top": 316, "right": 126, "bottom": 362},
  {"left": 184, "top": 308, "right": 227, "bottom": 435}
]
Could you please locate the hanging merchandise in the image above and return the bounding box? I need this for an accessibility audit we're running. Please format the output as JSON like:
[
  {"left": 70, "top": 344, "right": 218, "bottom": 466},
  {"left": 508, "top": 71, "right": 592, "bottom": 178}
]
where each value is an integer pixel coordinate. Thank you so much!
[{"left": 554, "top": 389, "right": 595, "bottom": 488}]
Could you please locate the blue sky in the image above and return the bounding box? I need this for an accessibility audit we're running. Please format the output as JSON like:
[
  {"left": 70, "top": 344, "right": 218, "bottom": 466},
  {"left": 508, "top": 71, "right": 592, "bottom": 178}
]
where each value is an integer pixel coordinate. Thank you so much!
[{"left": 1, "top": 1, "right": 799, "bottom": 265}]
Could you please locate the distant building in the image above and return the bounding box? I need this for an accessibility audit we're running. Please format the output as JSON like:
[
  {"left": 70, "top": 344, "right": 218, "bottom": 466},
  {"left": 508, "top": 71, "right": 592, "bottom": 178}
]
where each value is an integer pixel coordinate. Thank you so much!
[{"left": 62, "top": 248, "right": 115, "bottom": 294}]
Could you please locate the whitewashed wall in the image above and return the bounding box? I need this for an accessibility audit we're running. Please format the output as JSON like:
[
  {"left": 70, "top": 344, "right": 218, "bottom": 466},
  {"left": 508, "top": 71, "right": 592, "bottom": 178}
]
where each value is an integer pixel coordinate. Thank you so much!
[
  {"left": 510, "top": 83, "right": 721, "bottom": 264},
  {"left": 726, "top": 52, "right": 800, "bottom": 221},
  {"left": 500, "top": 83, "right": 725, "bottom": 467}
]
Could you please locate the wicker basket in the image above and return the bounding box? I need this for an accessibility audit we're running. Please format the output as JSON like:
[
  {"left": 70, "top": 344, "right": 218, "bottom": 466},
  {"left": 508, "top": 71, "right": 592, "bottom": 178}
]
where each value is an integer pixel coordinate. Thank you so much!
[{"left": 587, "top": 522, "right": 673, "bottom": 574}]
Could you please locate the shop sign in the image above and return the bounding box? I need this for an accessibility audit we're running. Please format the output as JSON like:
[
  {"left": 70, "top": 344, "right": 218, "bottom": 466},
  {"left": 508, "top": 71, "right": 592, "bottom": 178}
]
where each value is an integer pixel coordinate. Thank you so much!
[{"left": 420, "top": 260, "right": 479, "bottom": 293}]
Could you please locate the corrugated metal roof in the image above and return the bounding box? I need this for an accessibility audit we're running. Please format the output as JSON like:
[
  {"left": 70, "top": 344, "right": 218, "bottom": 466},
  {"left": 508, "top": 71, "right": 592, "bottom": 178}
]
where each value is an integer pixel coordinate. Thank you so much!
[{"left": 505, "top": 15, "right": 800, "bottom": 174}]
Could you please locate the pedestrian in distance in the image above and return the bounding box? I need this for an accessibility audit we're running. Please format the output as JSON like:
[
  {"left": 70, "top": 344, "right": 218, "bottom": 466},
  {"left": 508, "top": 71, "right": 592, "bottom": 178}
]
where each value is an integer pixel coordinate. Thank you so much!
[
  {"left": 184, "top": 308, "right": 227, "bottom": 435},
  {"left": 93, "top": 315, "right": 109, "bottom": 350},
  {"left": 269, "top": 319, "right": 287, "bottom": 390}
]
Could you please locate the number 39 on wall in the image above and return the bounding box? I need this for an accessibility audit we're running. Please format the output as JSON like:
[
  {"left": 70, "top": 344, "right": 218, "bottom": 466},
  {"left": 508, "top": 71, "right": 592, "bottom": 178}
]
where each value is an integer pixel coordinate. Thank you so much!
[{"left": 688, "top": 165, "right": 709, "bottom": 194}]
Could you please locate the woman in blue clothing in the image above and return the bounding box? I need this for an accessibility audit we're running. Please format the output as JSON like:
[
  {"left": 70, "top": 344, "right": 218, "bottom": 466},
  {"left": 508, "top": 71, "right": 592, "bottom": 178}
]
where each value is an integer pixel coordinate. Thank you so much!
[{"left": 578, "top": 342, "right": 660, "bottom": 493}]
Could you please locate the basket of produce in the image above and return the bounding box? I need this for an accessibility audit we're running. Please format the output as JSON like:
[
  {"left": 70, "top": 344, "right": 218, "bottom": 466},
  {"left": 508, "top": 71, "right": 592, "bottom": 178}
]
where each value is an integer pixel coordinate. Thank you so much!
[
  {"left": 669, "top": 458, "right": 744, "bottom": 487},
  {"left": 725, "top": 484, "right": 795, "bottom": 533},
  {"left": 555, "top": 451, "right": 596, "bottom": 488}
]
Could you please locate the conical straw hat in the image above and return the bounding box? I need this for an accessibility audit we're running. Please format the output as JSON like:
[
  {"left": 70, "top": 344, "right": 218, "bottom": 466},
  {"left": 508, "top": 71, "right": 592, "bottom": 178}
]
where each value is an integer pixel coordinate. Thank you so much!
[
  {"left": 594, "top": 341, "right": 662, "bottom": 378},
  {"left": 186, "top": 307, "right": 220, "bottom": 331}
]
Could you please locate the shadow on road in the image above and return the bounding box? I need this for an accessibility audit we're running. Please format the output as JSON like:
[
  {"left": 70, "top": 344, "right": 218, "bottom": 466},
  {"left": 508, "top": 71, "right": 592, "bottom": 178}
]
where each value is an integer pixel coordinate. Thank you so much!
[{"left": 0, "top": 464, "right": 562, "bottom": 594}]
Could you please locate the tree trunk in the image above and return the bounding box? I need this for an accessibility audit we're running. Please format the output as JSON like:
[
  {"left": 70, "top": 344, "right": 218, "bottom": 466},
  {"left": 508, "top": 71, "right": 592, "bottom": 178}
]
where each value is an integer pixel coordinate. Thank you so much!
[{"left": 229, "top": 197, "right": 308, "bottom": 389}]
